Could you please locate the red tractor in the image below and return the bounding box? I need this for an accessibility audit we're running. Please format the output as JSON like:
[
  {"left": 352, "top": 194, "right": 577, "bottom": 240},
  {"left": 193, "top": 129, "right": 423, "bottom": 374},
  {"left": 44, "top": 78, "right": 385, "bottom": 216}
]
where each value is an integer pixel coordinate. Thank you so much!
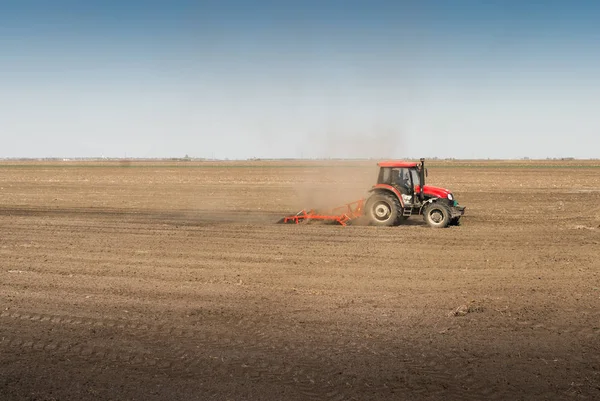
[
  {"left": 365, "top": 158, "right": 465, "bottom": 227},
  {"left": 280, "top": 158, "right": 465, "bottom": 228}
]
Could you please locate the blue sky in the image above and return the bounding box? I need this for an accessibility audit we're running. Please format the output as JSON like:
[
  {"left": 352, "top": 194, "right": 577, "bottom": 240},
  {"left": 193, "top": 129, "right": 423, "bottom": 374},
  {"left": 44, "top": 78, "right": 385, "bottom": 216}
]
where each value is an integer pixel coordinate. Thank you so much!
[{"left": 1, "top": 0, "right": 599, "bottom": 159}]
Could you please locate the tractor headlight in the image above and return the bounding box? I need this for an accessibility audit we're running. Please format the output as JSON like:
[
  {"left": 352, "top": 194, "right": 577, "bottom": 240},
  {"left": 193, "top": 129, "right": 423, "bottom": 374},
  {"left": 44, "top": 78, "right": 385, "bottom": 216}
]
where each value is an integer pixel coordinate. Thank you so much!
[{"left": 447, "top": 193, "right": 454, "bottom": 201}]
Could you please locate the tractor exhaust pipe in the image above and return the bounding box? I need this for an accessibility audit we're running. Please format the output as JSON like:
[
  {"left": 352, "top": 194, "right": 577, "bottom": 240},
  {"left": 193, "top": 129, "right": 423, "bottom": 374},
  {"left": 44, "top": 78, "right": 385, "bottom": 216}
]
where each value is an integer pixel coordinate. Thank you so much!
[{"left": 419, "top": 158, "right": 425, "bottom": 202}]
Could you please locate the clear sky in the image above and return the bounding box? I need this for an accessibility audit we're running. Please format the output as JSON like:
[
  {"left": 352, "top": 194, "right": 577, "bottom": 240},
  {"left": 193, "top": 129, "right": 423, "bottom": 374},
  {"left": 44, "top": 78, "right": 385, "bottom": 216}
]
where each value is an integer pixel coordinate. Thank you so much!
[{"left": 1, "top": 0, "right": 599, "bottom": 159}]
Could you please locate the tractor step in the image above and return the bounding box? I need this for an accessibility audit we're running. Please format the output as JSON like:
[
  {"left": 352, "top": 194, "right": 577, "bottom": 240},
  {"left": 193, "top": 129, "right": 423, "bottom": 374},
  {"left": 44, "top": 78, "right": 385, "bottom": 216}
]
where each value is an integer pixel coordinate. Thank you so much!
[{"left": 402, "top": 207, "right": 413, "bottom": 217}]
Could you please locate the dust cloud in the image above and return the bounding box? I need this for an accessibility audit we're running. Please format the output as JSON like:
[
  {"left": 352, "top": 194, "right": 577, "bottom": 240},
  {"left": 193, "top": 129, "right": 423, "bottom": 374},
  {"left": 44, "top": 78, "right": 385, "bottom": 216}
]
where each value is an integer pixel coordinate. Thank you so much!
[
  {"left": 289, "top": 126, "right": 405, "bottom": 212},
  {"left": 308, "top": 125, "right": 404, "bottom": 160},
  {"left": 290, "top": 164, "right": 377, "bottom": 212}
]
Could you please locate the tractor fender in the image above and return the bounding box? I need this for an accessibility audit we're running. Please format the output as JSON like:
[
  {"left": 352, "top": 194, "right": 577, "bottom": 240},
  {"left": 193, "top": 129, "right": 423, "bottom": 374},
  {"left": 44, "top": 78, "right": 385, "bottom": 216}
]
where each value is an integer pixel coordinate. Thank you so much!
[
  {"left": 368, "top": 184, "right": 405, "bottom": 208},
  {"left": 419, "top": 197, "right": 439, "bottom": 213}
]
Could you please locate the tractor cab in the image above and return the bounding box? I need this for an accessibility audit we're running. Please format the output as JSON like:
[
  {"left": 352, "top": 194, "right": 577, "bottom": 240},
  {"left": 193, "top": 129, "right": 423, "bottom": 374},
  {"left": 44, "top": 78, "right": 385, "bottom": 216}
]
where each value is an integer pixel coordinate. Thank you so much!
[{"left": 376, "top": 161, "right": 424, "bottom": 206}]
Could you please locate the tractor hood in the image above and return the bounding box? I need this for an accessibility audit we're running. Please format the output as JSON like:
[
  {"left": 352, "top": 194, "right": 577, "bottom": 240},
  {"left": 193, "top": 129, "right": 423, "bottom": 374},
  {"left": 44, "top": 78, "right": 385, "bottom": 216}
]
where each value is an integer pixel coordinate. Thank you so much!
[{"left": 415, "top": 185, "right": 452, "bottom": 199}]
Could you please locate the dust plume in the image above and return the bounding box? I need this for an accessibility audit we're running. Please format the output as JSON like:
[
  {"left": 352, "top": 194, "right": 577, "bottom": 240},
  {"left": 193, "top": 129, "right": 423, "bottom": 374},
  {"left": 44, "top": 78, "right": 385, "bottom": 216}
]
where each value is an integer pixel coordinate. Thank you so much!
[
  {"left": 290, "top": 163, "right": 378, "bottom": 212},
  {"left": 307, "top": 124, "right": 404, "bottom": 160},
  {"left": 290, "top": 125, "right": 406, "bottom": 212}
]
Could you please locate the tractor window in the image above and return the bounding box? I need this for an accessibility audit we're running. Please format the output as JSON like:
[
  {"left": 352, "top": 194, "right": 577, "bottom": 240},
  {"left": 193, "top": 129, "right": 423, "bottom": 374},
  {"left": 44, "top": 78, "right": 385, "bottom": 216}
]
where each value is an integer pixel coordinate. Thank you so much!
[
  {"left": 410, "top": 169, "right": 420, "bottom": 187},
  {"left": 379, "top": 168, "right": 392, "bottom": 184},
  {"left": 392, "top": 168, "right": 411, "bottom": 193}
]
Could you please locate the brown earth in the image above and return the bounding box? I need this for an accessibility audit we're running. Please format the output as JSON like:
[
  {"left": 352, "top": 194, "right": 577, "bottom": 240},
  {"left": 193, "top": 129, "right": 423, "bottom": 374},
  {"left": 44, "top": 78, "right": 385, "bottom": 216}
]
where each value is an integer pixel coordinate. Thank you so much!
[{"left": 1, "top": 160, "right": 599, "bottom": 401}]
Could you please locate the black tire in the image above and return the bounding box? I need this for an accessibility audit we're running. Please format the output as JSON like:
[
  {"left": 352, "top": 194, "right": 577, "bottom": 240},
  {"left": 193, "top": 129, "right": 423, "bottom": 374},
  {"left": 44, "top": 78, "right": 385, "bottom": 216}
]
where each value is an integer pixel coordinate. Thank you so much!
[
  {"left": 424, "top": 202, "right": 451, "bottom": 228},
  {"left": 366, "top": 193, "right": 402, "bottom": 226}
]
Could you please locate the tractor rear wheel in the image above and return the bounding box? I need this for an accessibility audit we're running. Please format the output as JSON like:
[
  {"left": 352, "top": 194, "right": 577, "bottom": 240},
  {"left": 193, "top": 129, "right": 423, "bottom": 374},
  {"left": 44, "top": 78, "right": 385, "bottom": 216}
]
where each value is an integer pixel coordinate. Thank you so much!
[
  {"left": 424, "top": 203, "right": 451, "bottom": 228},
  {"left": 366, "top": 193, "right": 401, "bottom": 226}
]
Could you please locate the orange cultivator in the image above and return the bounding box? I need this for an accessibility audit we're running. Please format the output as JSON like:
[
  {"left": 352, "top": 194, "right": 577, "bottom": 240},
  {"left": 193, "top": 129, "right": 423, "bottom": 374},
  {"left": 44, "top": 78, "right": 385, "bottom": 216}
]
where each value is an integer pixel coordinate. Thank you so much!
[{"left": 278, "top": 199, "right": 366, "bottom": 226}]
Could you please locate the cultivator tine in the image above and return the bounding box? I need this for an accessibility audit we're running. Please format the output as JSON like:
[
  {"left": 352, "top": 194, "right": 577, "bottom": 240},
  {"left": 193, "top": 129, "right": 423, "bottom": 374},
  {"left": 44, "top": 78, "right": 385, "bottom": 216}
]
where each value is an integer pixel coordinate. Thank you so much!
[{"left": 277, "top": 210, "right": 307, "bottom": 224}]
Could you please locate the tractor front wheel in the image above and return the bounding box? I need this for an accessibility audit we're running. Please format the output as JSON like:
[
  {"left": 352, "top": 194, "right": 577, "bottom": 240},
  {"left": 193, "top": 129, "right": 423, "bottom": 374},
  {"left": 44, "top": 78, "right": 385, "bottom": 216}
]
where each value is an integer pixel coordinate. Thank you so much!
[
  {"left": 366, "top": 193, "right": 401, "bottom": 226},
  {"left": 424, "top": 203, "right": 451, "bottom": 228}
]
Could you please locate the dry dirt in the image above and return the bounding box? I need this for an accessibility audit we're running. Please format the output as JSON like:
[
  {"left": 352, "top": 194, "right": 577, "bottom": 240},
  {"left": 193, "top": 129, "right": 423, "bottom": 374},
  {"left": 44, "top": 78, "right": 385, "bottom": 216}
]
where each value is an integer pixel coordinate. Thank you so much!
[{"left": 1, "top": 160, "right": 599, "bottom": 401}]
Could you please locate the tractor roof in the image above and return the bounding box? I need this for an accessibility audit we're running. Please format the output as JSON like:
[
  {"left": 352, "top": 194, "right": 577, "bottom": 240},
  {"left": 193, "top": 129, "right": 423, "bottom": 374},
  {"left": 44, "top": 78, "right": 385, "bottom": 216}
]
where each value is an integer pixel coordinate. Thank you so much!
[{"left": 378, "top": 161, "right": 419, "bottom": 168}]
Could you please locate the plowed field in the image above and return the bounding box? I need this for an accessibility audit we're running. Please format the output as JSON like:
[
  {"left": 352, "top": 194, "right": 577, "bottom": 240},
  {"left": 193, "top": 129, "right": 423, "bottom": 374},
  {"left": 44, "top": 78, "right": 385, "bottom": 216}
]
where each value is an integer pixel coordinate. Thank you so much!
[{"left": 1, "top": 160, "right": 599, "bottom": 400}]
